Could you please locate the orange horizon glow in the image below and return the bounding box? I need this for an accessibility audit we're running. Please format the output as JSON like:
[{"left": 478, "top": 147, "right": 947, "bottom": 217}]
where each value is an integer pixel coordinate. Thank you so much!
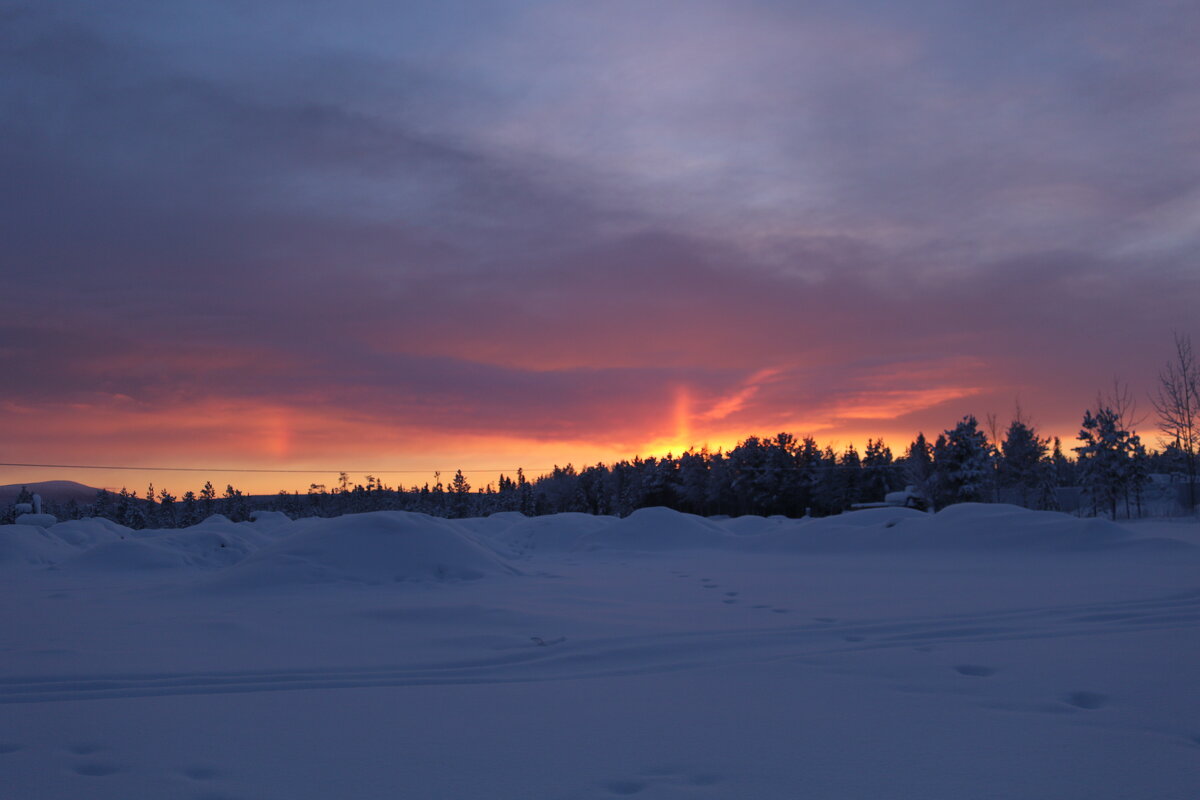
[{"left": 0, "top": 376, "right": 1119, "bottom": 497}]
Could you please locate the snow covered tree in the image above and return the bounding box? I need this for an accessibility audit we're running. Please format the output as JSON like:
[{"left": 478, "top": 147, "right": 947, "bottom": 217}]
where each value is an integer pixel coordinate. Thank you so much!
[
  {"left": 1074, "top": 406, "right": 1145, "bottom": 518},
  {"left": 180, "top": 490, "right": 199, "bottom": 527},
  {"left": 862, "top": 438, "right": 895, "bottom": 502},
  {"left": 1050, "top": 437, "right": 1075, "bottom": 487},
  {"left": 200, "top": 481, "right": 216, "bottom": 518},
  {"left": 811, "top": 445, "right": 842, "bottom": 516},
  {"left": 905, "top": 433, "right": 935, "bottom": 509},
  {"left": 448, "top": 469, "right": 472, "bottom": 517},
  {"left": 933, "top": 416, "right": 996, "bottom": 505},
  {"left": 91, "top": 488, "right": 113, "bottom": 519},
  {"left": 837, "top": 444, "right": 863, "bottom": 509},
  {"left": 157, "top": 488, "right": 177, "bottom": 527},
  {"left": 222, "top": 484, "right": 248, "bottom": 522},
  {"left": 999, "top": 416, "right": 1049, "bottom": 507}
]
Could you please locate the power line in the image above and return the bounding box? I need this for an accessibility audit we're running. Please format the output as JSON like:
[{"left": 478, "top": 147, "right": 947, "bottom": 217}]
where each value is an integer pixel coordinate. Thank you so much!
[{"left": 0, "top": 462, "right": 552, "bottom": 475}]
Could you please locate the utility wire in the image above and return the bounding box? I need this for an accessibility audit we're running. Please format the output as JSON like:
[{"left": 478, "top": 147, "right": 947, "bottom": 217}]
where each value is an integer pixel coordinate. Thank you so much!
[
  {"left": 0, "top": 460, "right": 910, "bottom": 474},
  {"left": 0, "top": 462, "right": 552, "bottom": 475}
]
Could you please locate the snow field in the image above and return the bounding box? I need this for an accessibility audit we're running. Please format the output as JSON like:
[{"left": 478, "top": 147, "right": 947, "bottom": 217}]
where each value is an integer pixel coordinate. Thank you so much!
[{"left": 1, "top": 505, "right": 1198, "bottom": 798}]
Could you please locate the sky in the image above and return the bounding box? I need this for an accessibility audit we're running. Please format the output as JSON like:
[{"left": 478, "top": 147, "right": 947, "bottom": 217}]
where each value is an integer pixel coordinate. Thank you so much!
[{"left": 2, "top": 0, "right": 1198, "bottom": 495}]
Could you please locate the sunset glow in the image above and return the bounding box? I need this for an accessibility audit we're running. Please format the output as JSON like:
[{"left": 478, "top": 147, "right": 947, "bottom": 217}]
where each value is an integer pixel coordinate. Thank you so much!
[{"left": 2, "top": 1, "right": 1197, "bottom": 496}]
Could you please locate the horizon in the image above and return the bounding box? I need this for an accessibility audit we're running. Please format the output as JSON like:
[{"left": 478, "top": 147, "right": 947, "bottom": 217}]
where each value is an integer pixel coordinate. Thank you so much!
[{"left": 0, "top": 407, "right": 1169, "bottom": 499}]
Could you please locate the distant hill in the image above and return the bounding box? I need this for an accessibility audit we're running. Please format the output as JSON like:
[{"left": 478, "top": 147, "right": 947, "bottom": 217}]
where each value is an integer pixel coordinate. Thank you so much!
[{"left": 0, "top": 480, "right": 102, "bottom": 506}]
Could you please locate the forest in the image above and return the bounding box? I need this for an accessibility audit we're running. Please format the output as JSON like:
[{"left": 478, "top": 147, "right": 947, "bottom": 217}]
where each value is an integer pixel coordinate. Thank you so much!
[{"left": 10, "top": 406, "right": 1194, "bottom": 528}]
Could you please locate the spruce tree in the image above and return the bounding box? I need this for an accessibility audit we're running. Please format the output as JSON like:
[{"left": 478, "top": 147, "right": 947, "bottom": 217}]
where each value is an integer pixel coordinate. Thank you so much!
[
  {"left": 999, "top": 418, "right": 1049, "bottom": 507},
  {"left": 933, "top": 416, "right": 996, "bottom": 505}
]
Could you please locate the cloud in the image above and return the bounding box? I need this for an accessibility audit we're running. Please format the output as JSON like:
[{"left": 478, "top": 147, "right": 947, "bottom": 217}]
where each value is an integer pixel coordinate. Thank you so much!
[{"left": 1, "top": 1, "right": 1198, "bottom": 488}]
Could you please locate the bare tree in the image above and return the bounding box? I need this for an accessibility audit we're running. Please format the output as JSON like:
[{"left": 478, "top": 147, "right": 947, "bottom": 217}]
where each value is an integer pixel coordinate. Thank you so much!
[
  {"left": 1152, "top": 333, "right": 1200, "bottom": 511},
  {"left": 1099, "top": 378, "right": 1145, "bottom": 431}
]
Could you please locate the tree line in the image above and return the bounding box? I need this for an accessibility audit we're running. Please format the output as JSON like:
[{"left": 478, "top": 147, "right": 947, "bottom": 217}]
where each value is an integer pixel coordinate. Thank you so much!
[{"left": 8, "top": 334, "right": 1199, "bottom": 527}]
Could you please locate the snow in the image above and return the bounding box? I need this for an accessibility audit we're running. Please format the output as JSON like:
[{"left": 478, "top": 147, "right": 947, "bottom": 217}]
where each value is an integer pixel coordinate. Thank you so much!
[{"left": 1, "top": 506, "right": 1198, "bottom": 798}]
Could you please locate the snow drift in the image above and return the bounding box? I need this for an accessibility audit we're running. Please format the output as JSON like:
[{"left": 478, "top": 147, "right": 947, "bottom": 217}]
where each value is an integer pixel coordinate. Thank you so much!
[{"left": 214, "top": 511, "right": 520, "bottom": 588}]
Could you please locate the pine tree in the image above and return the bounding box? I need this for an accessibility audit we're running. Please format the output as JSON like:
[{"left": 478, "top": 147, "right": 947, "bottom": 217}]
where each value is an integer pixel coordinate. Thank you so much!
[
  {"left": 1075, "top": 406, "right": 1142, "bottom": 518},
  {"left": 200, "top": 481, "right": 216, "bottom": 518},
  {"left": 999, "top": 418, "right": 1049, "bottom": 507},
  {"left": 838, "top": 444, "right": 863, "bottom": 509},
  {"left": 448, "top": 470, "right": 471, "bottom": 517},
  {"left": 905, "top": 433, "right": 935, "bottom": 509},
  {"left": 91, "top": 489, "right": 114, "bottom": 519},
  {"left": 934, "top": 416, "right": 996, "bottom": 505},
  {"left": 862, "top": 438, "right": 894, "bottom": 502},
  {"left": 181, "top": 490, "right": 198, "bottom": 527},
  {"left": 157, "top": 488, "right": 177, "bottom": 527},
  {"left": 1050, "top": 437, "right": 1075, "bottom": 487}
]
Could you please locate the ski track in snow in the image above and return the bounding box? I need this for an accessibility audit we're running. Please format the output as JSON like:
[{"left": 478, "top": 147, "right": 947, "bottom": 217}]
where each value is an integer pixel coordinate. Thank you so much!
[{"left": 4, "top": 589, "right": 1196, "bottom": 705}]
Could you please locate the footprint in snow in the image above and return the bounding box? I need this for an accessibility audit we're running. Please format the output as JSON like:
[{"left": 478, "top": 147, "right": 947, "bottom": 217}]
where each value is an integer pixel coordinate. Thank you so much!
[
  {"left": 604, "top": 770, "right": 724, "bottom": 795},
  {"left": 74, "top": 763, "right": 121, "bottom": 777},
  {"left": 67, "top": 743, "right": 103, "bottom": 755},
  {"left": 531, "top": 636, "right": 566, "bottom": 646},
  {"left": 605, "top": 779, "right": 647, "bottom": 795},
  {"left": 954, "top": 664, "right": 997, "bottom": 677},
  {"left": 1063, "top": 691, "right": 1108, "bottom": 710}
]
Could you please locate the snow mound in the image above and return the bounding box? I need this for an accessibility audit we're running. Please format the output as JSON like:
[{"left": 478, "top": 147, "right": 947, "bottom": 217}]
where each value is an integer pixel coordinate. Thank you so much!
[
  {"left": 578, "top": 507, "right": 736, "bottom": 551},
  {"left": 923, "top": 503, "right": 1187, "bottom": 552},
  {"left": 215, "top": 511, "right": 520, "bottom": 588},
  {"left": 453, "top": 512, "right": 529, "bottom": 539},
  {"left": 0, "top": 524, "right": 76, "bottom": 567},
  {"left": 60, "top": 538, "right": 196, "bottom": 571},
  {"left": 48, "top": 517, "right": 130, "bottom": 548},
  {"left": 830, "top": 507, "right": 931, "bottom": 528},
  {"left": 714, "top": 515, "right": 791, "bottom": 536},
  {"left": 248, "top": 510, "right": 294, "bottom": 532},
  {"left": 492, "top": 512, "right": 616, "bottom": 556},
  {"left": 742, "top": 503, "right": 1189, "bottom": 554},
  {"left": 14, "top": 513, "right": 58, "bottom": 528}
]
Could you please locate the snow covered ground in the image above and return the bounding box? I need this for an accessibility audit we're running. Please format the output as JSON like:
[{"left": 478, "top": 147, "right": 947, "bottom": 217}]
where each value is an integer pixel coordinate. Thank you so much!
[{"left": 1, "top": 505, "right": 1198, "bottom": 799}]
